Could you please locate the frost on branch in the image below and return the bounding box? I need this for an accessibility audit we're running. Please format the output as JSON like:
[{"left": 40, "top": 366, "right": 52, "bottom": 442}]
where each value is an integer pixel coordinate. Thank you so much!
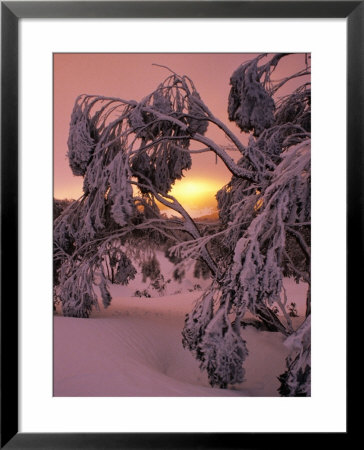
[
  {"left": 228, "top": 58, "right": 275, "bottom": 136},
  {"left": 108, "top": 152, "right": 135, "bottom": 227},
  {"left": 187, "top": 92, "right": 209, "bottom": 135},
  {"left": 275, "top": 85, "right": 311, "bottom": 133},
  {"left": 55, "top": 237, "right": 137, "bottom": 317},
  {"left": 182, "top": 286, "right": 248, "bottom": 388},
  {"left": 68, "top": 99, "right": 98, "bottom": 176},
  {"left": 278, "top": 315, "right": 311, "bottom": 396},
  {"left": 182, "top": 289, "right": 214, "bottom": 354},
  {"left": 198, "top": 309, "right": 248, "bottom": 388},
  {"left": 59, "top": 258, "right": 100, "bottom": 318}
]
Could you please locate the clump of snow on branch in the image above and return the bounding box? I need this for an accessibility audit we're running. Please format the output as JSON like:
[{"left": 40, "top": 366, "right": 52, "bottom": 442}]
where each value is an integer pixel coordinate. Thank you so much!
[
  {"left": 182, "top": 288, "right": 215, "bottom": 354},
  {"left": 199, "top": 309, "right": 248, "bottom": 388},
  {"left": 278, "top": 315, "right": 311, "bottom": 396},
  {"left": 68, "top": 100, "right": 98, "bottom": 176},
  {"left": 59, "top": 257, "right": 99, "bottom": 318},
  {"left": 108, "top": 152, "right": 135, "bottom": 227},
  {"left": 228, "top": 57, "right": 275, "bottom": 136},
  {"left": 182, "top": 287, "right": 248, "bottom": 388}
]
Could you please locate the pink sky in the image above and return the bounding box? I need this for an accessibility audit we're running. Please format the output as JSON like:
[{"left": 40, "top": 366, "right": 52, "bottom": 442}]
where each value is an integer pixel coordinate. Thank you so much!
[{"left": 54, "top": 53, "right": 309, "bottom": 213}]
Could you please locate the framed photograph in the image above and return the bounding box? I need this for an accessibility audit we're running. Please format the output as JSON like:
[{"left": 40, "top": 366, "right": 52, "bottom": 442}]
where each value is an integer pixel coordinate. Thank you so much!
[{"left": 1, "top": 1, "right": 357, "bottom": 448}]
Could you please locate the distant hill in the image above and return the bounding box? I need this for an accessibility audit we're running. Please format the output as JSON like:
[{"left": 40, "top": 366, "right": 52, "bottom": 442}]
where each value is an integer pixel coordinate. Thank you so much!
[
  {"left": 54, "top": 197, "right": 221, "bottom": 225},
  {"left": 194, "top": 210, "right": 220, "bottom": 223}
]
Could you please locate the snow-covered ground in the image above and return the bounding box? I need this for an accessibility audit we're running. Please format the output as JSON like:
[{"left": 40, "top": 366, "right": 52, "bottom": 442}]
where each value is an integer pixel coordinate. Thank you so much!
[{"left": 54, "top": 253, "right": 308, "bottom": 397}]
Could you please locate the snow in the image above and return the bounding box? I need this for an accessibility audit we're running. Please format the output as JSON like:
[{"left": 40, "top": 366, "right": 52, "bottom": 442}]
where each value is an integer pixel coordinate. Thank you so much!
[{"left": 54, "top": 267, "right": 308, "bottom": 397}]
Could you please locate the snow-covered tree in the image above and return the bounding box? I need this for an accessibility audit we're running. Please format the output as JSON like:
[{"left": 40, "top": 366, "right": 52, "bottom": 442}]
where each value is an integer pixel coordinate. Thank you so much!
[{"left": 54, "top": 54, "right": 311, "bottom": 394}]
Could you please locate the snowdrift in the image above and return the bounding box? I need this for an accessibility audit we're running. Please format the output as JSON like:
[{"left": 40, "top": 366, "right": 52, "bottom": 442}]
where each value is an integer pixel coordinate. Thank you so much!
[{"left": 54, "top": 273, "right": 307, "bottom": 397}]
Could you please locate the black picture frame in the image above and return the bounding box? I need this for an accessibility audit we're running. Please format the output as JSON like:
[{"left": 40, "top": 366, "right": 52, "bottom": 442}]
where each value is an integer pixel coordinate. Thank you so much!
[{"left": 1, "top": 1, "right": 357, "bottom": 448}]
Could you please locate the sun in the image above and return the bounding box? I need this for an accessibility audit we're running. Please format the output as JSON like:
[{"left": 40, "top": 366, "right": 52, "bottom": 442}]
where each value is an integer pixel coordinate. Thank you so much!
[
  {"left": 163, "top": 178, "right": 223, "bottom": 217},
  {"left": 171, "top": 179, "right": 217, "bottom": 198}
]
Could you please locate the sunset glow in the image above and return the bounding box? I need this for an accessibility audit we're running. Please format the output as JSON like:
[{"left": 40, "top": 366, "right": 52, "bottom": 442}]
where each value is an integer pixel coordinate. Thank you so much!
[
  {"left": 160, "top": 178, "right": 224, "bottom": 217},
  {"left": 171, "top": 178, "right": 220, "bottom": 201}
]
